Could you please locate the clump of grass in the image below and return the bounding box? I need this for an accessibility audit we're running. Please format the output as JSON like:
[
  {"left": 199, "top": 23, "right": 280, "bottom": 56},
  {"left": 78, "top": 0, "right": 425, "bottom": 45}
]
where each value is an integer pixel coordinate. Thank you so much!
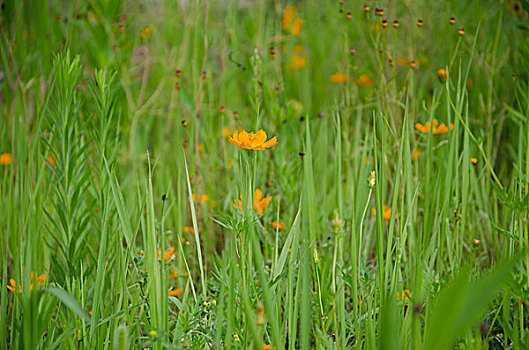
[{"left": 1, "top": 1, "right": 529, "bottom": 349}]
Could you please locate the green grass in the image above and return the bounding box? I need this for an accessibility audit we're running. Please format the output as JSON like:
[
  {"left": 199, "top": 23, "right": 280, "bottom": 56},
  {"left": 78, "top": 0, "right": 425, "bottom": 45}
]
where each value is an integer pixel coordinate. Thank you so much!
[{"left": 1, "top": 0, "right": 529, "bottom": 348}]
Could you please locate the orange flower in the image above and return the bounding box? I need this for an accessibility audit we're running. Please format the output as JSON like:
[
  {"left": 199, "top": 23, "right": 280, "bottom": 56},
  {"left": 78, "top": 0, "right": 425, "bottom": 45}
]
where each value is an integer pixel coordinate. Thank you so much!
[
  {"left": 233, "top": 189, "right": 272, "bottom": 216},
  {"left": 353, "top": 74, "right": 374, "bottom": 87},
  {"left": 222, "top": 127, "right": 231, "bottom": 138},
  {"left": 397, "top": 289, "right": 412, "bottom": 306},
  {"left": 7, "top": 272, "right": 47, "bottom": 293},
  {"left": 229, "top": 130, "right": 278, "bottom": 151},
  {"left": 291, "top": 17, "right": 303, "bottom": 36},
  {"left": 397, "top": 58, "right": 410, "bottom": 67},
  {"left": 330, "top": 72, "right": 348, "bottom": 83},
  {"left": 157, "top": 246, "right": 176, "bottom": 261},
  {"left": 411, "top": 150, "right": 422, "bottom": 160},
  {"left": 289, "top": 55, "right": 306, "bottom": 69},
  {"left": 168, "top": 288, "right": 183, "bottom": 297},
  {"left": 470, "top": 157, "right": 478, "bottom": 166},
  {"left": 293, "top": 44, "right": 303, "bottom": 54},
  {"left": 282, "top": 6, "right": 298, "bottom": 30},
  {"left": 415, "top": 119, "right": 454, "bottom": 134},
  {"left": 139, "top": 25, "right": 154, "bottom": 39},
  {"left": 200, "top": 194, "right": 209, "bottom": 203},
  {"left": 168, "top": 269, "right": 179, "bottom": 280},
  {"left": 272, "top": 221, "right": 284, "bottom": 231},
  {"left": 183, "top": 226, "right": 194, "bottom": 233},
  {"left": 0, "top": 153, "right": 12, "bottom": 165},
  {"left": 372, "top": 205, "right": 395, "bottom": 220}
]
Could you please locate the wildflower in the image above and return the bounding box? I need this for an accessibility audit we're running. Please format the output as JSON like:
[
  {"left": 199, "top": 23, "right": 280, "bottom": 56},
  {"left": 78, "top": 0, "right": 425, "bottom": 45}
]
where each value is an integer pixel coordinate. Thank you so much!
[
  {"left": 168, "top": 288, "right": 183, "bottom": 297},
  {"left": 293, "top": 44, "right": 303, "bottom": 54},
  {"left": 397, "top": 57, "right": 409, "bottom": 66},
  {"left": 409, "top": 60, "right": 417, "bottom": 68},
  {"left": 45, "top": 153, "right": 57, "bottom": 167},
  {"left": 449, "top": 17, "right": 455, "bottom": 25},
  {"left": 183, "top": 226, "right": 194, "bottom": 233},
  {"left": 470, "top": 157, "right": 478, "bottom": 166},
  {"left": 363, "top": 4, "right": 370, "bottom": 11},
  {"left": 0, "top": 153, "right": 12, "bottom": 165},
  {"left": 139, "top": 25, "right": 154, "bottom": 39},
  {"left": 457, "top": 28, "right": 464, "bottom": 36},
  {"left": 263, "top": 344, "right": 271, "bottom": 350},
  {"left": 354, "top": 74, "right": 374, "bottom": 87},
  {"left": 200, "top": 194, "right": 209, "bottom": 203},
  {"left": 221, "top": 128, "right": 231, "bottom": 138},
  {"left": 397, "top": 289, "right": 413, "bottom": 306},
  {"left": 415, "top": 119, "right": 454, "bottom": 134},
  {"left": 368, "top": 171, "right": 375, "bottom": 188},
  {"left": 350, "top": 47, "right": 356, "bottom": 55},
  {"left": 291, "top": 17, "right": 303, "bottom": 36},
  {"left": 392, "top": 20, "right": 399, "bottom": 28},
  {"left": 411, "top": 150, "right": 422, "bottom": 160},
  {"left": 372, "top": 205, "right": 394, "bottom": 220},
  {"left": 229, "top": 130, "right": 278, "bottom": 151},
  {"left": 508, "top": 1, "right": 523, "bottom": 16},
  {"left": 437, "top": 68, "right": 448, "bottom": 83},
  {"left": 168, "top": 270, "right": 179, "bottom": 280},
  {"left": 417, "top": 19, "right": 423, "bottom": 27},
  {"left": 157, "top": 246, "right": 176, "bottom": 261},
  {"left": 272, "top": 221, "right": 284, "bottom": 231},
  {"left": 289, "top": 55, "right": 306, "bottom": 69},
  {"left": 7, "top": 272, "right": 47, "bottom": 293},
  {"left": 219, "top": 105, "right": 225, "bottom": 113},
  {"left": 282, "top": 6, "right": 298, "bottom": 30},
  {"left": 381, "top": 19, "right": 388, "bottom": 28},
  {"left": 233, "top": 334, "right": 241, "bottom": 342},
  {"left": 473, "top": 239, "right": 481, "bottom": 247},
  {"left": 374, "top": 8, "right": 384, "bottom": 16},
  {"left": 233, "top": 189, "right": 272, "bottom": 216},
  {"left": 330, "top": 72, "right": 347, "bottom": 83}
]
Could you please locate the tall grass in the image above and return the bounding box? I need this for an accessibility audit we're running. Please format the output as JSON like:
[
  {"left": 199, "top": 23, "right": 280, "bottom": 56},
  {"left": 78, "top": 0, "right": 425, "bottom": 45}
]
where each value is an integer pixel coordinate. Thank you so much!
[{"left": 1, "top": 0, "right": 528, "bottom": 349}]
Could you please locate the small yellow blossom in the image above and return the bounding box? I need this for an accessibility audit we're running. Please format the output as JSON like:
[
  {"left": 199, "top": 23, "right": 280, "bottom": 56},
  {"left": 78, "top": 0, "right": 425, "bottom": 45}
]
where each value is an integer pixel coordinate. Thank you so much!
[
  {"left": 415, "top": 119, "right": 454, "bottom": 134},
  {"left": 330, "top": 72, "right": 348, "bottom": 83},
  {"left": 229, "top": 130, "right": 278, "bottom": 151},
  {"left": 233, "top": 189, "right": 272, "bottom": 216},
  {"left": 0, "top": 153, "right": 12, "bottom": 165}
]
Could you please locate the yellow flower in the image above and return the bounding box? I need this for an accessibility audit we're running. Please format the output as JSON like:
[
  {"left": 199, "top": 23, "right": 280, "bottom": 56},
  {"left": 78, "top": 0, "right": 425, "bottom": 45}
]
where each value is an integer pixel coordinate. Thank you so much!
[
  {"left": 272, "top": 221, "right": 284, "bottom": 231},
  {"left": 291, "top": 17, "right": 303, "bottom": 36},
  {"left": 293, "top": 44, "right": 303, "bottom": 54},
  {"left": 222, "top": 127, "right": 231, "bottom": 138},
  {"left": 372, "top": 205, "right": 395, "bottom": 220},
  {"left": 353, "top": 74, "right": 374, "bottom": 87},
  {"left": 183, "top": 226, "right": 194, "bottom": 233},
  {"left": 330, "top": 72, "right": 348, "bottom": 83},
  {"left": 168, "top": 270, "right": 179, "bottom": 280},
  {"left": 200, "top": 194, "right": 209, "bottom": 203},
  {"left": 157, "top": 246, "right": 176, "bottom": 261},
  {"left": 397, "top": 58, "right": 409, "bottom": 67},
  {"left": 0, "top": 153, "right": 12, "bottom": 165},
  {"left": 139, "top": 25, "right": 154, "bottom": 39},
  {"left": 229, "top": 130, "right": 278, "bottom": 151},
  {"left": 470, "top": 157, "right": 478, "bottom": 166},
  {"left": 168, "top": 288, "right": 183, "bottom": 297},
  {"left": 289, "top": 55, "right": 306, "bottom": 69},
  {"left": 282, "top": 6, "right": 298, "bottom": 30},
  {"left": 508, "top": 1, "right": 523, "bottom": 16},
  {"left": 415, "top": 118, "right": 454, "bottom": 134},
  {"left": 233, "top": 189, "right": 272, "bottom": 216},
  {"left": 411, "top": 150, "right": 422, "bottom": 160},
  {"left": 7, "top": 272, "right": 47, "bottom": 293},
  {"left": 437, "top": 69, "right": 448, "bottom": 83}
]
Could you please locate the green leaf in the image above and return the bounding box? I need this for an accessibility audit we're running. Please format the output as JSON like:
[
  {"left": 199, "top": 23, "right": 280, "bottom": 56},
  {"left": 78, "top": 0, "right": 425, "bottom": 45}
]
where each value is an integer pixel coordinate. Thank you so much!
[{"left": 46, "top": 287, "right": 90, "bottom": 321}]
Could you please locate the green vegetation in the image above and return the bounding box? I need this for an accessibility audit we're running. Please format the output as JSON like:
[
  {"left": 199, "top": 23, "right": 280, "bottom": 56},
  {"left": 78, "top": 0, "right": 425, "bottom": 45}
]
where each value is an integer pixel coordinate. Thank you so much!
[{"left": 1, "top": 0, "right": 528, "bottom": 348}]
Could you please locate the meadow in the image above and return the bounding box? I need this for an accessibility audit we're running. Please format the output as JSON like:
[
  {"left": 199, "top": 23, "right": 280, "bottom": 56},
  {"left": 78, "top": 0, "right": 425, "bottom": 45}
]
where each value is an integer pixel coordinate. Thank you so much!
[{"left": 1, "top": 0, "right": 529, "bottom": 349}]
